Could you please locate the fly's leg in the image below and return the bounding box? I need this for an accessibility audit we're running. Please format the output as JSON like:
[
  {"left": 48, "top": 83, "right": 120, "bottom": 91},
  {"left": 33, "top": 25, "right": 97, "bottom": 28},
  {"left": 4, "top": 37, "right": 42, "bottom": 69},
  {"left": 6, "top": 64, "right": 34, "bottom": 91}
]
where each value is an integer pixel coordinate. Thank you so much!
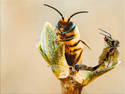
[{"left": 107, "top": 57, "right": 112, "bottom": 67}]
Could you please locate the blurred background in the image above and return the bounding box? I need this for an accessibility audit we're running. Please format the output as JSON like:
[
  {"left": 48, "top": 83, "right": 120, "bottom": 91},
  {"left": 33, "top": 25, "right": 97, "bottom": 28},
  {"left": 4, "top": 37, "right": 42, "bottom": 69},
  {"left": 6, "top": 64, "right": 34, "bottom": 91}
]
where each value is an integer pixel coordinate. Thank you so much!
[{"left": 1, "top": 0, "right": 125, "bottom": 94}]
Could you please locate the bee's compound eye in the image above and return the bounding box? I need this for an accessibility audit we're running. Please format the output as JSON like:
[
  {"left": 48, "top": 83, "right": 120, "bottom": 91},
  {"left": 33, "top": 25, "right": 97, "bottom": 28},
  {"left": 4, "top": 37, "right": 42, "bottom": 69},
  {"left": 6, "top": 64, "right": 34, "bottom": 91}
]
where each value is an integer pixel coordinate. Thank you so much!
[{"left": 66, "top": 23, "right": 75, "bottom": 32}]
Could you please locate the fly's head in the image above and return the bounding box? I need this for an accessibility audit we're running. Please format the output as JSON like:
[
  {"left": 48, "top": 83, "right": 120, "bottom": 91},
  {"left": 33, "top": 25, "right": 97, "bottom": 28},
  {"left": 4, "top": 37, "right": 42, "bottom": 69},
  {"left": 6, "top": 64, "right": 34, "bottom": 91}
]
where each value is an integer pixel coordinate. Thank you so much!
[{"left": 99, "top": 28, "right": 120, "bottom": 48}]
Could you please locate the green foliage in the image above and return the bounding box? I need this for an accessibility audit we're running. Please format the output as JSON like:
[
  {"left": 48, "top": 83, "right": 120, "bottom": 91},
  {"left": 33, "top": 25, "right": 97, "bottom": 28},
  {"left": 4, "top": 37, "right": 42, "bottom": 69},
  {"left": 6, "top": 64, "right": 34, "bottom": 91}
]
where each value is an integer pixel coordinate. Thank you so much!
[{"left": 38, "top": 23, "right": 69, "bottom": 78}]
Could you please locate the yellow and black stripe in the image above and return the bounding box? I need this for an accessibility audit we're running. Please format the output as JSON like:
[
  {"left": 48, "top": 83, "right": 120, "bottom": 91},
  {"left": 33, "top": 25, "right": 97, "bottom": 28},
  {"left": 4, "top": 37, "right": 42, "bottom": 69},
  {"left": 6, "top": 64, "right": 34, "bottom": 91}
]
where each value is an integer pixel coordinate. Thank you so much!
[{"left": 56, "top": 21, "right": 84, "bottom": 66}]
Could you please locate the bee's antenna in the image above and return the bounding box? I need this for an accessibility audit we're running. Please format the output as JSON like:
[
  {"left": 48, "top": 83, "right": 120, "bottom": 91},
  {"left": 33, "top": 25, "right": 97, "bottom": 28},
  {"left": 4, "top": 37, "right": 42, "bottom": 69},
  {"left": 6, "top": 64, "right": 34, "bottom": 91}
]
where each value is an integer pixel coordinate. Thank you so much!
[
  {"left": 98, "top": 28, "right": 112, "bottom": 38},
  {"left": 44, "top": 4, "right": 64, "bottom": 20},
  {"left": 68, "top": 11, "right": 88, "bottom": 21}
]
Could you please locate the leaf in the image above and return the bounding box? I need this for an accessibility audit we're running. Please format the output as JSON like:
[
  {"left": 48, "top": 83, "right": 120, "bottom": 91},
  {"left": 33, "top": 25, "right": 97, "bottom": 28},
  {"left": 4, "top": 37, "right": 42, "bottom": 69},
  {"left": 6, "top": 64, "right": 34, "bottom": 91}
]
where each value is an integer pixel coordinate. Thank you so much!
[
  {"left": 39, "top": 22, "right": 69, "bottom": 78},
  {"left": 82, "top": 61, "right": 120, "bottom": 86},
  {"left": 38, "top": 44, "right": 51, "bottom": 64},
  {"left": 74, "top": 70, "right": 93, "bottom": 86},
  {"left": 51, "top": 65, "right": 69, "bottom": 78}
]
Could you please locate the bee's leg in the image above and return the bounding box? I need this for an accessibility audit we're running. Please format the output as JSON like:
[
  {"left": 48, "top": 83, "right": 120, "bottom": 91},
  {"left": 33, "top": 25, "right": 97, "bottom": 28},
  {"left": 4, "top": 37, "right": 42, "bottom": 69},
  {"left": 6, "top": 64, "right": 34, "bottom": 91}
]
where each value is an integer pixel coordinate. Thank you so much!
[
  {"left": 53, "top": 37, "right": 74, "bottom": 43},
  {"left": 62, "top": 37, "right": 74, "bottom": 42},
  {"left": 79, "top": 40, "right": 91, "bottom": 49}
]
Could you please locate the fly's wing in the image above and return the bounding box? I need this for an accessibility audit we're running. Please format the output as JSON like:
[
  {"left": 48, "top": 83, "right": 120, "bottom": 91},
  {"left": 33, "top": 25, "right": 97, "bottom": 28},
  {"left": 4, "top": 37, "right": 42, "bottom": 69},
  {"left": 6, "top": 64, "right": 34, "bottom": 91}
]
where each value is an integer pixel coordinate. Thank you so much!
[
  {"left": 38, "top": 22, "right": 69, "bottom": 78},
  {"left": 112, "top": 49, "right": 119, "bottom": 65}
]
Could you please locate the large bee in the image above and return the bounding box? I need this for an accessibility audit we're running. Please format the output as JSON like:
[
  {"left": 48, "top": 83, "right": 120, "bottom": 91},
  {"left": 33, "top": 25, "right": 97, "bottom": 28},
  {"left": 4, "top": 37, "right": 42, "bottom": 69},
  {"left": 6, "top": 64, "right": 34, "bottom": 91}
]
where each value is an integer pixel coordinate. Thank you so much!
[
  {"left": 44, "top": 4, "right": 90, "bottom": 67},
  {"left": 98, "top": 28, "right": 120, "bottom": 69}
]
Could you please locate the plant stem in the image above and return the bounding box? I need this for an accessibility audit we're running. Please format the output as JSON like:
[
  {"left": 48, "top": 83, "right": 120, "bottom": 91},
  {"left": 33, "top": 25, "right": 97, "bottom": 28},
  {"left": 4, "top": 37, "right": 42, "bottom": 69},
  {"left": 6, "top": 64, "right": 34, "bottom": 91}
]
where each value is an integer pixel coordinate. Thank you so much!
[{"left": 61, "top": 80, "right": 83, "bottom": 94}]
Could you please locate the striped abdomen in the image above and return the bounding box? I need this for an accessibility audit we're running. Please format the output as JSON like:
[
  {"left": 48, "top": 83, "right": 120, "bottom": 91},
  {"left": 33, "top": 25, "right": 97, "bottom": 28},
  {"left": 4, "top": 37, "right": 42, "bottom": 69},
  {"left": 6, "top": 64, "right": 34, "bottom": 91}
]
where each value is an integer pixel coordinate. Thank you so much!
[{"left": 56, "top": 26, "right": 83, "bottom": 66}]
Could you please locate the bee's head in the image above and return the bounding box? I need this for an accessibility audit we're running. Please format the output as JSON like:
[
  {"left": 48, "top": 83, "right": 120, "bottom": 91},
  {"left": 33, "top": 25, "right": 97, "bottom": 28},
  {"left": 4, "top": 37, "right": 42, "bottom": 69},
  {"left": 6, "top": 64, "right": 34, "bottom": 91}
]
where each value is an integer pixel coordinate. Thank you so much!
[
  {"left": 44, "top": 4, "right": 88, "bottom": 34},
  {"left": 56, "top": 19, "right": 75, "bottom": 34},
  {"left": 99, "top": 28, "right": 120, "bottom": 47}
]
